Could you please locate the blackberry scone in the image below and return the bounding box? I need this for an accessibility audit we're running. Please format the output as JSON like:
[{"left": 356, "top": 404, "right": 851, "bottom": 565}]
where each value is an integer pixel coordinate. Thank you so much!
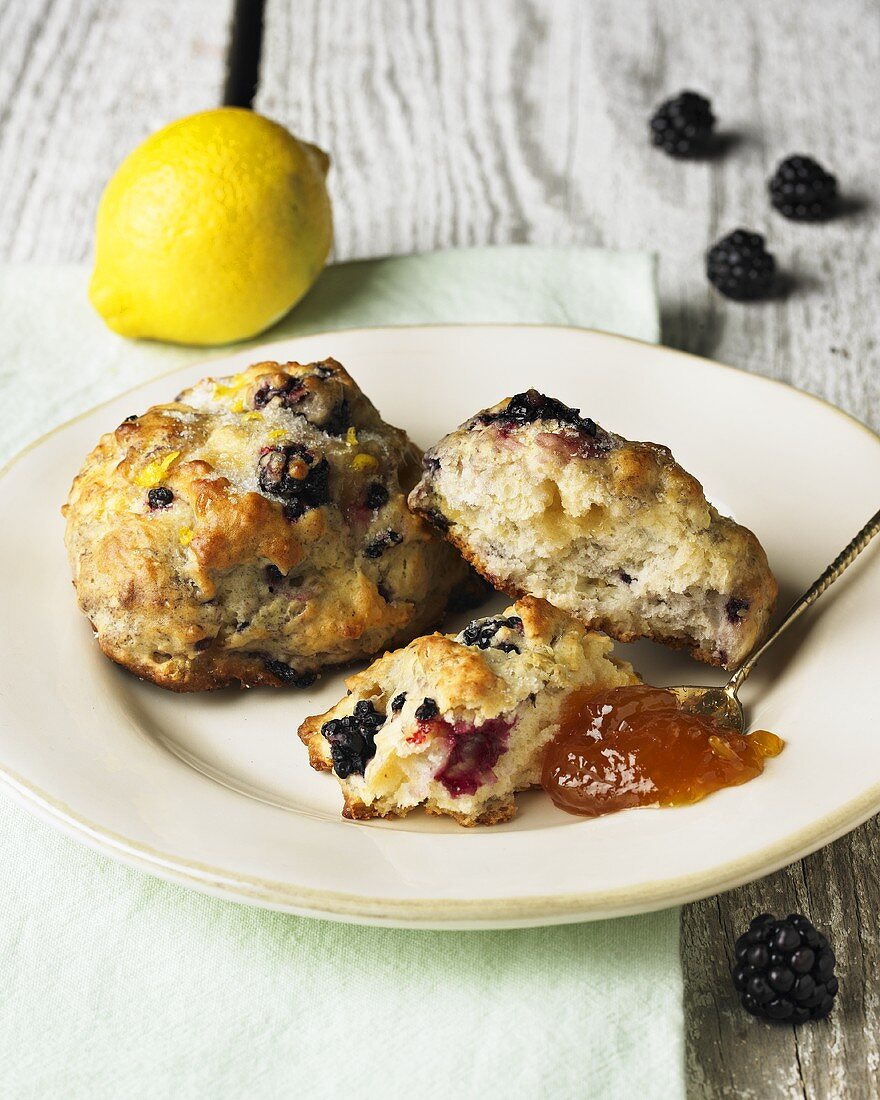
[
  {"left": 298, "top": 596, "right": 638, "bottom": 825},
  {"left": 409, "top": 390, "right": 777, "bottom": 669},
  {"left": 64, "top": 359, "right": 481, "bottom": 691}
]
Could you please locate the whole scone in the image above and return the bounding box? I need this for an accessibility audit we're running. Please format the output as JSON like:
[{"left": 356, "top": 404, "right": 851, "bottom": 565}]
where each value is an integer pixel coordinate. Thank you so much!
[
  {"left": 64, "top": 358, "right": 481, "bottom": 690},
  {"left": 299, "top": 596, "right": 638, "bottom": 826},
  {"left": 408, "top": 390, "right": 777, "bottom": 669}
]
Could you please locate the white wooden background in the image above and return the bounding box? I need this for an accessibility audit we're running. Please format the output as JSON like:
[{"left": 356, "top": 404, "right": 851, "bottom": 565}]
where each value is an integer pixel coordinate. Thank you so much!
[{"left": 2, "top": 1, "right": 878, "bottom": 1096}]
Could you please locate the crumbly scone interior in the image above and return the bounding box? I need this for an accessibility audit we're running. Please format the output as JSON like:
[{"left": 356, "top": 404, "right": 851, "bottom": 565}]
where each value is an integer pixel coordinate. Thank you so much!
[
  {"left": 299, "top": 597, "right": 638, "bottom": 826},
  {"left": 409, "top": 392, "right": 776, "bottom": 668}
]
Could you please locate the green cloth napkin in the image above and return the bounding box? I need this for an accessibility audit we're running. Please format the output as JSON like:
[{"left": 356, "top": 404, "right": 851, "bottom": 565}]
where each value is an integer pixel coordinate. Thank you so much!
[{"left": 0, "top": 249, "right": 684, "bottom": 1100}]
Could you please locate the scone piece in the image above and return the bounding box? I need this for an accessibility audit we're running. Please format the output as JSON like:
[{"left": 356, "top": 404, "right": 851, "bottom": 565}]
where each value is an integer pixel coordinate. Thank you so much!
[
  {"left": 298, "top": 596, "right": 638, "bottom": 825},
  {"left": 64, "top": 358, "right": 481, "bottom": 691},
  {"left": 408, "top": 390, "right": 777, "bottom": 669}
]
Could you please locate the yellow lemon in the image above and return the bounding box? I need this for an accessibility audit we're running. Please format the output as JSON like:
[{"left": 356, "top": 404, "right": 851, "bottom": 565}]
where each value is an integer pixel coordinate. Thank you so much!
[{"left": 89, "top": 108, "right": 332, "bottom": 346}]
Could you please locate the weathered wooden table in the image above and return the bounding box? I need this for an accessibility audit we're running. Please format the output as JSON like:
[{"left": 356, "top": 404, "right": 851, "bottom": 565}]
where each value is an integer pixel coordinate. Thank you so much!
[{"left": 2, "top": 2, "right": 877, "bottom": 1094}]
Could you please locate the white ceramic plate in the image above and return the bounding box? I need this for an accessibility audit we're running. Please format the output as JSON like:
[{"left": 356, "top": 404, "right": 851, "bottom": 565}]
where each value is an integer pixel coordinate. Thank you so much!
[{"left": 1, "top": 325, "right": 878, "bottom": 929}]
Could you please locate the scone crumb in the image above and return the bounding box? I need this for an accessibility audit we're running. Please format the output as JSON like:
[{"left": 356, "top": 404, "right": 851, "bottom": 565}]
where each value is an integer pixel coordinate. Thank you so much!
[{"left": 178, "top": 526, "right": 195, "bottom": 547}]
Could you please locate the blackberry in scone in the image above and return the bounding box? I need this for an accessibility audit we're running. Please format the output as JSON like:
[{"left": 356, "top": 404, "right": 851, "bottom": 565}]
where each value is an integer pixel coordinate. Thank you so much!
[
  {"left": 298, "top": 596, "right": 638, "bottom": 826},
  {"left": 63, "top": 359, "right": 480, "bottom": 691},
  {"left": 408, "top": 390, "right": 777, "bottom": 669}
]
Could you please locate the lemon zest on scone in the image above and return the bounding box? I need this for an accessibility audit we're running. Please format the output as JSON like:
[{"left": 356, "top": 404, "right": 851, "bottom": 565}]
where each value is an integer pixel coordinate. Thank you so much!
[{"left": 134, "top": 450, "right": 181, "bottom": 488}]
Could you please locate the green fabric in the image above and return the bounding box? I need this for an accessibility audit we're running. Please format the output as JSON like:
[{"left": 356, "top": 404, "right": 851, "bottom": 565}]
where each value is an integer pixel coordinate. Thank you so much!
[{"left": 0, "top": 249, "right": 683, "bottom": 1099}]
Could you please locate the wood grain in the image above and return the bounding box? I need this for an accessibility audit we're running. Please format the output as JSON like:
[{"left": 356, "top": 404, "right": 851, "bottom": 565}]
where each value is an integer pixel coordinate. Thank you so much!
[
  {"left": 258, "top": 2, "right": 880, "bottom": 1095},
  {"left": 0, "top": 0, "right": 234, "bottom": 262}
]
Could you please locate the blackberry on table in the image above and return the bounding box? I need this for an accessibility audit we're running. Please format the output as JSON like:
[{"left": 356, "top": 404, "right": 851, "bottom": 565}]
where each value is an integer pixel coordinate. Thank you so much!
[
  {"left": 732, "top": 913, "right": 838, "bottom": 1023},
  {"left": 769, "top": 155, "right": 838, "bottom": 221},
  {"left": 650, "top": 91, "right": 715, "bottom": 157},
  {"left": 706, "top": 229, "right": 776, "bottom": 301}
]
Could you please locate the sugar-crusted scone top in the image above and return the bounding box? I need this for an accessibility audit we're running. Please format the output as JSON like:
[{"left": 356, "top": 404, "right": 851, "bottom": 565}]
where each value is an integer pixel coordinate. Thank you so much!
[
  {"left": 63, "top": 359, "right": 476, "bottom": 691},
  {"left": 298, "top": 596, "right": 638, "bottom": 826},
  {"left": 408, "top": 389, "right": 778, "bottom": 669}
]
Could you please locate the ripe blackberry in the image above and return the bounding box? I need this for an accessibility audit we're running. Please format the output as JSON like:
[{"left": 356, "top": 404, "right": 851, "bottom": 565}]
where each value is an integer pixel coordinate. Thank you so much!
[
  {"left": 706, "top": 230, "right": 775, "bottom": 301},
  {"left": 460, "top": 615, "right": 524, "bottom": 654},
  {"left": 769, "top": 155, "right": 837, "bottom": 221},
  {"left": 732, "top": 913, "right": 838, "bottom": 1023},
  {"left": 650, "top": 91, "right": 715, "bottom": 157},
  {"left": 322, "top": 700, "right": 386, "bottom": 778}
]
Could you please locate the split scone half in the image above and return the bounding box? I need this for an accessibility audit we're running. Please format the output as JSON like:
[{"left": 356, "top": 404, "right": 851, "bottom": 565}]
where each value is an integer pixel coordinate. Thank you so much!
[
  {"left": 298, "top": 596, "right": 638, "bottom": 825},
  {"left": 64, "top": 358, "right": 481, "bottom": 691},
  {"left": 408, "top": 390, "right": 777, "bottom": 669}
]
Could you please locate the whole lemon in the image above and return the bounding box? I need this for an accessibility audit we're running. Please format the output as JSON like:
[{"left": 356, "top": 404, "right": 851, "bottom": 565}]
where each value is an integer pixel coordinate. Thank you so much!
[{"left": 89, "top": 108, "right": 332, "bottom": 346}]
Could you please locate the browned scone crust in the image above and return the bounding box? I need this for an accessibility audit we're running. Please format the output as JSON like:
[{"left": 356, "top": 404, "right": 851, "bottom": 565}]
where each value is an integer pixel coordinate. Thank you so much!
[
  {"left": 299, "top": 596, "right": 638, "bottom": 826},
  {"left": 63, "top": 359, "right": 480, "bottom": 691},
  {"left": 408, "top": 390, "right": 777, "bottom": 669}
]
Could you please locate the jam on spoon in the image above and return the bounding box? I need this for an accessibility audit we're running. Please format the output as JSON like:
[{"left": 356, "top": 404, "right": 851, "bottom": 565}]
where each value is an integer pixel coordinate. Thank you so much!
[{"left": 542, "top": 685, "right": 783, "bottom": 818}]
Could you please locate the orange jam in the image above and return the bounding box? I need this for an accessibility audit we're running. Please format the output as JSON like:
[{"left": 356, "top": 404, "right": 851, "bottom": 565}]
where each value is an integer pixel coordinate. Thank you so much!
[{"left": 542, "top": 685, "right": 783, "bottom": 818}]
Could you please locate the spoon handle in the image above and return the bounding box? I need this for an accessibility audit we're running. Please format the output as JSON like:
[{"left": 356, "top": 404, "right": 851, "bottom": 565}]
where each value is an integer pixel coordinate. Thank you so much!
[{"left": 727, "top": 506, "right": 880, "bottom": 694}]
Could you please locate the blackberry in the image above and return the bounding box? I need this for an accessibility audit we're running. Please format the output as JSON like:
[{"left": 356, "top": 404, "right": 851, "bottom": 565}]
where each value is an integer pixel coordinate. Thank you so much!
[
  {"left": 769, "top": 156, "right": 837, "bottom": 221},
  {"left": 265, "top": 564, "right": 285, "bottom": 584},
  {"left": 415, "top": 698, "right": 439, "bottom": 721},
  {"left": 477, "top": 390, "right": 599, "bottom": 437},
  {"left": 390, "top": 692, "right": 407, "bottom": 713},
  {"left": 365, "top": 482, "right": 389, "bottom": 511},
  {"left": 322, "top": 700, "right": 386, "bottom": 778},
  {"left": 147, "top": 487, "right": 174, "bottom": 509},
  {"left": 422, "top": 508, "right": 450, "bottom": 532},
  {"left": 725, "top": 596, "right": 750, "bottom": 624},
  {"left": 257, "top": 444, "right": 330, "bottom": 520},
  {"left": 263, "top": 660, "right": 317, "bottom": 688},
  {"left": 460, "top": 615, "right": 524, "bottom": 654},
  {"left": 650, "top": 91, "right": 715, "bottom": 157},
  {"left": 706, "top": 230, "right": 775, "bottom": 301},
  {"left": 364, "top": 529, "right": 403, "bottom": 559},
  {"left": 732, "top": 913, "right": 838, "bottom": 1023},
  {"left": 253, "top": 376, "right": 307, "bottom": 411},
  {"left": 322, "top": 398, "right": 350, "bottom": 437}
]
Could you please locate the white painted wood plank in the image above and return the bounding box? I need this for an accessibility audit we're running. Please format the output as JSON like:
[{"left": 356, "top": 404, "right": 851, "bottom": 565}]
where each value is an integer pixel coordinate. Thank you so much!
[
  {"left": 0, "top": 0, "right": 234, "bottom": 261},
  {"left": 258, "top": 2, "right": 880, "bottom": 1095},
  {"left": 257, "top": 0, "right": 879, "bottom": 431}
]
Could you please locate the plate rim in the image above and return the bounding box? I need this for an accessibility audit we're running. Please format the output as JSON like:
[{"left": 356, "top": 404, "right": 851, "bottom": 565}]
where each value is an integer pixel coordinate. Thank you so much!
[{"left": 2, "top": 323, "right": 879, "bottom": 928}]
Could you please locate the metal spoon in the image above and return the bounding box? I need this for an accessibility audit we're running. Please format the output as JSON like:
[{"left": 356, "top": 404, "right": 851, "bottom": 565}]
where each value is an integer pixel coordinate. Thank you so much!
[{"left": 668, "top": 507, "right": 880, "bottom": 733}]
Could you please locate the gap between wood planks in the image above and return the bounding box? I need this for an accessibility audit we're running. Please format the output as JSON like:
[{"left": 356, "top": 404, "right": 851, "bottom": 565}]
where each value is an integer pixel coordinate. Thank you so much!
[{"left": 224, "top": 0, "right": 266, "bottom": 107}]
